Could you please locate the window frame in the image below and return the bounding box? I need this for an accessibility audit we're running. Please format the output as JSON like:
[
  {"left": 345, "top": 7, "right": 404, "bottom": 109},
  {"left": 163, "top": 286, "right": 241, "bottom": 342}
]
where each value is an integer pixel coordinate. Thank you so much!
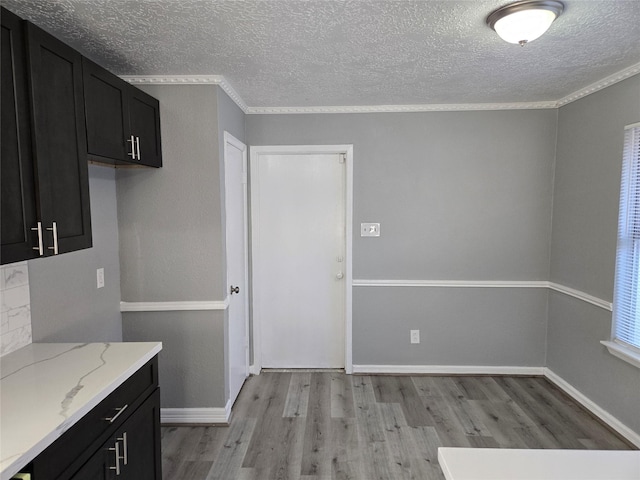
[{"left": 605, "top": 122, "right": 640, "bottom": 369}]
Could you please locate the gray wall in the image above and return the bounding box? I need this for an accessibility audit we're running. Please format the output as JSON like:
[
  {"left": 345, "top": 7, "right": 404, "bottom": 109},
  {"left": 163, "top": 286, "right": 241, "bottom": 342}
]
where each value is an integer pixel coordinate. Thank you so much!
[
  {"left": 122, "top": 311, "right": 226, "bottom": 408},
  {"left": 547, "top": 75, "right": 640, "bottom": 435},
  {"left": 247, "top": 109, "right": 557, "bottom": 366},
  {"left": 29, "top": 165, "right": 122, "bottom": 342},
  {"left": 119, "top": 85, "right": 245, "bottom": 409},
  {"left": 117, "top": 84, "right": 224, "bottom": 301}
]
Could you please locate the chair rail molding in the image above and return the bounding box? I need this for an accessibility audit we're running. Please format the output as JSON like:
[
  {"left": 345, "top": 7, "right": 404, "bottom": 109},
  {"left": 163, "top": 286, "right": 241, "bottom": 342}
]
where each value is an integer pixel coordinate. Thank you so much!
[
  {"left": 120, "top": 299, "right": 229, "bottom": 312},
  {"left": 353, "top": 279, "right": 612, "bottom": 312}
]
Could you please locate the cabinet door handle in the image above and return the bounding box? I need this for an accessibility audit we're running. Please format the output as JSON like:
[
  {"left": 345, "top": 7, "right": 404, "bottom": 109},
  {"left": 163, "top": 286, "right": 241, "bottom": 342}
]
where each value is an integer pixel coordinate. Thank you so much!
[
  {"left": 127, "top": 135, "right": 136, "bottom": 159},
  {"left": 104, "top": 404, "right": 128, "bottom": 423},
  {"left": 108, "top": 441, "right": 121, "bottom": 475},
  {"left": 31, "top": 222, "right": 44, "bottom": 255},
  {"left": 116, "top": 432, "right": 128, "bottom": 465},
  {"left": 46, "top": 222, "right": 58, "bottom": 254},
  {"left": 135, "top": 136, "right": 141, "bottom": 160}
]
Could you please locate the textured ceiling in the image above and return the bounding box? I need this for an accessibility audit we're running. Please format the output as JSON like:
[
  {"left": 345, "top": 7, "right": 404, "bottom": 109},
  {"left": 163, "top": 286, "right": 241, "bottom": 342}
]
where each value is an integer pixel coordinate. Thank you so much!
[{"left": 3, "top": 0, "right": 640, "bottom": 108}]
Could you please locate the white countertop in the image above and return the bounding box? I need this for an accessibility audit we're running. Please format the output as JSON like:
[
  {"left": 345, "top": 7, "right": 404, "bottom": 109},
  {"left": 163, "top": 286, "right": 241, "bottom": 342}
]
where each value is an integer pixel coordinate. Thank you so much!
[
  {"left": 438, "top": 447, "right": 640, "bottom": 480},
  {"left": 0, "top": 342, "right": 162, "bottom": 480}
]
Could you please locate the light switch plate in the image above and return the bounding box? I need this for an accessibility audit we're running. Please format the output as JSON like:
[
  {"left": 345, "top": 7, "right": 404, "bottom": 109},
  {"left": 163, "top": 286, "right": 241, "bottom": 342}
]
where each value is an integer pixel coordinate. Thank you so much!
[
  {"left": 361, "top": 223, "right": 380, "bottom": 237},
  {"left": 97, "top": 268, "right": 105, "bottom": 289}
]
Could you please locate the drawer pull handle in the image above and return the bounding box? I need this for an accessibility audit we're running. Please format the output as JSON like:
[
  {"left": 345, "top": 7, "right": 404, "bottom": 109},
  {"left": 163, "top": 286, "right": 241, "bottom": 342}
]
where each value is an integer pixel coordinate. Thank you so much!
[
  {"left": 105, "top": 404, "right": 128, "bottom": 423},
  {"left": 117, "top": 432, "right": 128, "bottom": 465},
  {"left": 46, "top": 222, "right": 58, "bottom": 255},
  {"left": 31, "top": 222, "right": 44, "bottom": 255},
  {"left": 108, "top": 441, "right": 121, "bottom": 475}
]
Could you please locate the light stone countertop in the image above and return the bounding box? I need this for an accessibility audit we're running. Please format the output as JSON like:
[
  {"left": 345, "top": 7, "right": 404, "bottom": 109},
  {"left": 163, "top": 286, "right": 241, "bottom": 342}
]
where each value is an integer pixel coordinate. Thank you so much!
[
  {"left": 0, "top": 342, "right": 162, "bottom": 480},
  {"left": 438, "top": 447, "right": 640, "bottom": 480}
]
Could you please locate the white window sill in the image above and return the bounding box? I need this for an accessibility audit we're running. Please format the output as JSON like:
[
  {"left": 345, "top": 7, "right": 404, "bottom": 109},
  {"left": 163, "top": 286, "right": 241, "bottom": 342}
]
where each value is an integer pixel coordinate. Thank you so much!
[{"left": 601, "top": 341, "right": 640, "bottom": 369}]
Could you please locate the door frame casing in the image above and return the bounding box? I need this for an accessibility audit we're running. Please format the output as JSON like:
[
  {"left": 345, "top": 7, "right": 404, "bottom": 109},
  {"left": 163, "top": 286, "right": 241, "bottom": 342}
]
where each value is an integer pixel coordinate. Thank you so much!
[
  {"left": 250, "top": 144, "right": 354, "bottom": 374},
  {"left": 223, "top": 131, "right": 250, "bottom": 405}
]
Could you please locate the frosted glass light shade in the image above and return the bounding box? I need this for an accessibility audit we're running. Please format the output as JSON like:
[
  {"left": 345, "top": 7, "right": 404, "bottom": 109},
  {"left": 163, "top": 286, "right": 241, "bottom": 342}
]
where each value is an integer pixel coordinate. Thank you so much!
[{"left": 487, "top": 1, "right": 564, "bottom": 46}]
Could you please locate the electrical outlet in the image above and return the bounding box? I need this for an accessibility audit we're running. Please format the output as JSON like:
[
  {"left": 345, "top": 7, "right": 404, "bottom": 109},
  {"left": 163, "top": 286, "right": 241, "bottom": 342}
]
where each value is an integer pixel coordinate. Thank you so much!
[
  {"left": 97, "top": 268, "right": 105, "bottom": 289},
  {"left": 410, "top": 329, "right": 420, "bottom": 344},
  {"left": 360, "top": 223, "right": 380, "bottom": 237}
]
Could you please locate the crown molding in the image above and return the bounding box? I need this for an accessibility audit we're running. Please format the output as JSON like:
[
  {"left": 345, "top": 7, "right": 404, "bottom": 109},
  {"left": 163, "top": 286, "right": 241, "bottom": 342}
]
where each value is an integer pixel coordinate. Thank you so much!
[
  {"left": 120, "top": 74, "right": 248, "bottom": 112},
  {"left": 555, "top": 61, "right": 640, "bottom": 108},
  {"left": 121, "top": 61, "right": 640, "bottom": 115},
  {"left": 245, "top": 101, "right": 558, "bottom": 114}
]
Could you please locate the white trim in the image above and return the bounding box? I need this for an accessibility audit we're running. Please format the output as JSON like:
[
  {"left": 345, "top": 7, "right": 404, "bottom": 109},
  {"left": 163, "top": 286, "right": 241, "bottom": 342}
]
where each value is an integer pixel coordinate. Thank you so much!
[
  {"left": 547, "top": 282, "right": 612, "bottom": 311},
  {"left": 120, "top": 75, "right": 248, "bottom": 113},
  {"left": 250, "top": 145, "right": 354, "bottom": 374},
  {"left": 161, "top": 402, "right": 232, "bottom": 425},
  {"left": 246, "top": 102, "right": 557, "bottom": 115},
  {"left": 120, "top": 299, "right": 229, "bottom": 312},
  {"left": 249, "top": 364, "right": 261, "bottom": 375},
  {"left": 353, "top": 279, "right": 613, "bottom": 312},
  {"left": 600, "top": 341, "right": 640, "bottom": 369},
  {"left": 353, "top": 279, "right": 548, "bottom": 288},
  {"left": 120, "top": 63, "right": 640, "bottom": 115},
  {"left": 543, "top": 368, "right": 640, "bottom": 448},
  {"left": 555, "top": 62, "right": 640, "bottom": 107},
  {"left": 352, "top": 365, "right": 544, "bottom": 375},
  {"left": 223, "top": 131, "right": 251, "bottom": 399}
]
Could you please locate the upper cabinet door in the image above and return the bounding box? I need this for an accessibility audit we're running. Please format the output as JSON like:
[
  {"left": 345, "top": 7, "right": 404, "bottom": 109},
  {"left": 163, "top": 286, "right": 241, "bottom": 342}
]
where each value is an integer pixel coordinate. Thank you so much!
[
  {"left": 129, "top": 88, "right": 162, "bottom": 168},
  {"left": 26, "top": 23, "right": 92, "bottom": 255},
  {"left": 1, "top": 8, "right": 39, "bottom": 264},
  {"left": 82, "top": 57, "right": 131, "bottom": 163}
]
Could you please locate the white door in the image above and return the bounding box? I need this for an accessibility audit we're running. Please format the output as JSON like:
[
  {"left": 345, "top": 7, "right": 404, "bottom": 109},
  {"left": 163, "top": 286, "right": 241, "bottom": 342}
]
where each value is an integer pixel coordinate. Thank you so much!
[
  {"left": 224, "top": 132, "right": 249, "bottom": 406},
  {"left": 252, "top": 149, "right": 346, "bottom": 368}
]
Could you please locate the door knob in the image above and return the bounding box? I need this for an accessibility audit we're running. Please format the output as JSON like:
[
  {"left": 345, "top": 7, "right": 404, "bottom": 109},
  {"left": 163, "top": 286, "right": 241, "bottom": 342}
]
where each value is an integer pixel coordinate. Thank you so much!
[
  {"left": 336, "top": 272, "right": 344, "bottom": 280},
  {"left": 230, "top": 285, "right": 240, "bottom": 295}
]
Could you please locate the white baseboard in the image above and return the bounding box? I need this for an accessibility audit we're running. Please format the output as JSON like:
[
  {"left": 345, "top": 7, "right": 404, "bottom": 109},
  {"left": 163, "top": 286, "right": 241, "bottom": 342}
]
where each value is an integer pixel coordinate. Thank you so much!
[
  {"left": 352, "top": 365, "right": 544, "bottom": 375},
  {"left": 543, "top": 368, "right": 640, "bottom": 448},
  {"left": 161, "top": 400, "right": 232, "bottom": 425},
  {"left": 249, "top": 364, "right": 261, "bottom": 375}
]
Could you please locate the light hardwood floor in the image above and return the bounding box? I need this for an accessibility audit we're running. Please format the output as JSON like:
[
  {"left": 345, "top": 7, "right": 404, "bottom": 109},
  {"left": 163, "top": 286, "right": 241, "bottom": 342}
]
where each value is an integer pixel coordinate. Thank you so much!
[{"left": 161, "top": 372, "right": 634, "bottom": 480}]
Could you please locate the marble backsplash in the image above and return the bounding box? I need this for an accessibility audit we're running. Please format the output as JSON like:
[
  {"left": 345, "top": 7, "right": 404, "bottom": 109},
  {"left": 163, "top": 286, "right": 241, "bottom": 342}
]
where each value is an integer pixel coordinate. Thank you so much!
[{"left": 1, "top": 262, "right": 32, "bottom": 356}]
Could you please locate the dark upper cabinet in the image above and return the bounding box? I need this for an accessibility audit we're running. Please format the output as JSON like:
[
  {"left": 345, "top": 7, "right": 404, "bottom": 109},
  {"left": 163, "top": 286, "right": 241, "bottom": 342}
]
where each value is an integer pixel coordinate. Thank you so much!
[
  {"left": 26, "top": 22, "right": 92, "bottom": 255},
  {"left": 1, "top": 9, "right": 92, "bottom": 265},
  {"left": 128, "top": 87, "right": 162, "bottom": 168},
  {"left": 1, "top": 8, "right": 38, "bottom": 264},
  {"left": 82, "top": 58, "right": 130, "bottom": 163},
  {"left": 83, "top": 59, "right": 162, "bottom": 168}
]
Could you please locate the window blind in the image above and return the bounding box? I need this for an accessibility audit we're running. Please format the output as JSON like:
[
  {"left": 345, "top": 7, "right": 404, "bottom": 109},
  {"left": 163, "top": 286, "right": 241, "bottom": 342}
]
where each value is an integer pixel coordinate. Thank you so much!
[{"left": 613, "top": 123, "right": 640, "bottom": 352}]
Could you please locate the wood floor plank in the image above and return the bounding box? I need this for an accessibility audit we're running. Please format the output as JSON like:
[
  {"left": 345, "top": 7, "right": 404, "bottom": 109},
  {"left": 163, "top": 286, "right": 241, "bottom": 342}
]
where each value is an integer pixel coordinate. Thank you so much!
[
  {"left": 493, "top": 377, "right": 587, "bottom": 449},
  {"left": 301, "top": 373, "right": 332, "bottom": 477},
  {"left": 330, "top": 417, "right": 363, "bottom": 480},
  {"left": 186, "top": 426, "right": 229, "bottom": 462},
  {"left": 163, "top": 372, "right": 633, "bottom": 480},
  {"left": 207, "top": 418, "right": 257, "bottom": 480},
  {"left": 330, "top": 372, "right": 355, "bottom": 419},
  {"left": 372, "top": 375, "right": 434, "bottom": 427},
  {"left": 352, "top": 375, "right": 386, "bottom": 443},
  {"left": 284, "top": 372, "right": 311, "bottom": 418},
  {"left": 242, "top": 372, "right": 292, "bottom": 468},
  {"left": 175, "top": 460, "right": 214, "bottom": 480}
]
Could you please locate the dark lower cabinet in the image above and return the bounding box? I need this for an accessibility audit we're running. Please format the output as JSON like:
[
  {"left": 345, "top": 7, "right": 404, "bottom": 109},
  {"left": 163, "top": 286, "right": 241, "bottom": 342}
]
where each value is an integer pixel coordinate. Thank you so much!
[
  {"left": 70, "top": 389, "right": 162, "bottom": 480},
  {"left": 31, "top": 357, "right": 162, "bottom": 480}
]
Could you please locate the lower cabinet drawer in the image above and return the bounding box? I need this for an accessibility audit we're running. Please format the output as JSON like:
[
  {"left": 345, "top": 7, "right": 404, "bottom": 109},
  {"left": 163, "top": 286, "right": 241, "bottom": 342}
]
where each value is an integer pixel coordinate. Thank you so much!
[
  {"left": 68, "top": 388, "right": 162, "bottom": 480},
  {"left": 31, "top": 357, "right": 159, "bottom": 480}
]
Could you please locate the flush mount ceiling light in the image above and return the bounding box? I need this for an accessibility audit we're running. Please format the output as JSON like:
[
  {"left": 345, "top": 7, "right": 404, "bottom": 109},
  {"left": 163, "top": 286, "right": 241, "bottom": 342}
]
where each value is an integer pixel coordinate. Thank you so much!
[{"left": 487, "top": 0, "right": 564, "bottom": 46}]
